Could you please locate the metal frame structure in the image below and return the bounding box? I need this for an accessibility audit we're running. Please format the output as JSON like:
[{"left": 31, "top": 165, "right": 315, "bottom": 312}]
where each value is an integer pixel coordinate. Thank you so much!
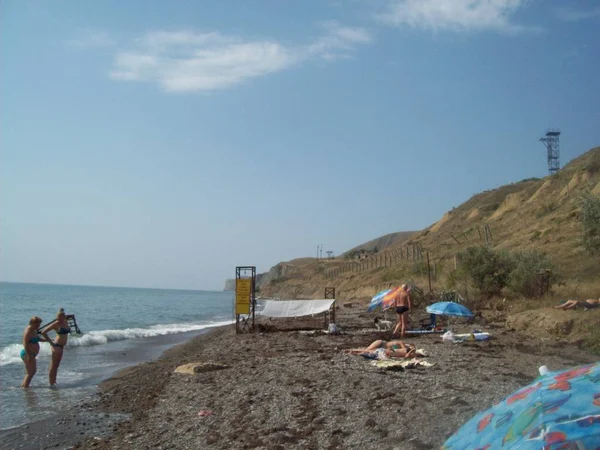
[
  {"left": 324, "top": 287, "right": 336, "bottom": 326},
  {"left": 235, "top": 266, "right": 256, "bottom": 334},
  {"left": 539, "top": 129, "right": 561, "bottom": 175},
  {"left": 39, "top": 314, "right": 81, "bottom": 335}
]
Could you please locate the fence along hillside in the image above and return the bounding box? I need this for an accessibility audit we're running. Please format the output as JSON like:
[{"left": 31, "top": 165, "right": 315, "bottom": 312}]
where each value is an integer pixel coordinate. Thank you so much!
[
  {"left": 324, "top": 146, "right": 600, "bottom": 283},
  {"left": 324, "top": 224, "right": 494, "bottom": 280}
]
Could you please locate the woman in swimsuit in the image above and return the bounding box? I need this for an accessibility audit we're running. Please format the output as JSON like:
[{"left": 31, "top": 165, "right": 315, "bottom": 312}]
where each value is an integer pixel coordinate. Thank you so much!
[
  {"left": 20, "top": 316, "right": 52, "bottom": 388},
  {"left": 343, "top": 340, "right": 416, "bottom": 358},
  {"left": 42, "top": 308, "right": 71, "bottom": 386}
]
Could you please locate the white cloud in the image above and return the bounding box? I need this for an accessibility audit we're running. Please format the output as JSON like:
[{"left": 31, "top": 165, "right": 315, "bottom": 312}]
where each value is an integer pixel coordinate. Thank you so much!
[
  {"left": 307, "top": 21, "right": 373, "bottom": 60},
  {"left": 68, "top": 30, "right": 116, "bottom": 48},
  {"left": 555, "top": 6, "right": 600, "bottom": 21},
  {"left": 375, "top": 0, "right": 536, "bottom": 33},
  {"left": 109, "top": 23, "right": 372, "bottom": 93}
]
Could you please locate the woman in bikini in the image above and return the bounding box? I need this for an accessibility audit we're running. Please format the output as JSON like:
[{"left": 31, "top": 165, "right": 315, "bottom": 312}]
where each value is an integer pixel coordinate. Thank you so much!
[
  {"left": 20, "top": 316, "right": 52, "bottom": 388},
  {"left": 343, "top": 340, "right": 416, "bottom": 358},
  {"left": 41, "top": 308, "right": 71, "bottom": 386}
]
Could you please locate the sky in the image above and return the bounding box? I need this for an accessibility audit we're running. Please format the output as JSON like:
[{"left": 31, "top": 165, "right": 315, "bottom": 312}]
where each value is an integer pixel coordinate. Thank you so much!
[{"left": 1, "top": 0, "right": 599, "bottom": 290}]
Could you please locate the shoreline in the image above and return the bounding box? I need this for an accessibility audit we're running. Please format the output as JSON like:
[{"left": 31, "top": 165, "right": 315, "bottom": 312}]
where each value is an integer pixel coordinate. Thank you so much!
[
  {"left": 4, "top": 310, "right": 599, "bottom": 449},
  {"left": 0, "top": 325, "right": 229, "bottom": 450}
]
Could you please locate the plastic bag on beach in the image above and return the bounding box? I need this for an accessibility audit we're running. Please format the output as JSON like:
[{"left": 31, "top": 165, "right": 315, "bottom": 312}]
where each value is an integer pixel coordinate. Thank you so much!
[
  {"left": 328, "top": 323, "right": 341, "bottom": 335},
  {"left": 375, "top": 348, "right": 388, "bottom": 360},
  {"left": 442, "top": 330, "right": 455, "bottom": 343},
  {"left": 360, "top": 348, "right": 389, "bottom": 360}
]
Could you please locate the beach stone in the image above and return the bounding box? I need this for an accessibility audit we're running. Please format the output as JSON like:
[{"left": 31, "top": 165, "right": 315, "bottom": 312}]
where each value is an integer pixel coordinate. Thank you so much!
[{"left": 173, "top": 362, "right": 230, "bottom": 375}]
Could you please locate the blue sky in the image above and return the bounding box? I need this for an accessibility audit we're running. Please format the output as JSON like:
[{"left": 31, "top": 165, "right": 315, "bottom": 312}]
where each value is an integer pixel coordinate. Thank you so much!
[{"left": 2, "top": 0, "right": 599, "bottom": 290}]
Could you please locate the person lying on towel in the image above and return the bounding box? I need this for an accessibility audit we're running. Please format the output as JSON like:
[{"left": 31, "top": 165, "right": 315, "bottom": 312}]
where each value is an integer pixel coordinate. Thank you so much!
[
  {"left": 553, "top": 298, "right": 599, "bottom": 310},
  {"left": 343, "top": 340, "right": 416, "bottom": 358}
]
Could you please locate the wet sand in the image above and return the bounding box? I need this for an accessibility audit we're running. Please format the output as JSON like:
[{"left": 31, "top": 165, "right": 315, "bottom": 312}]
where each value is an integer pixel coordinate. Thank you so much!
[{"left": 2, "top": 308, "right": 597, "bottom": 450}]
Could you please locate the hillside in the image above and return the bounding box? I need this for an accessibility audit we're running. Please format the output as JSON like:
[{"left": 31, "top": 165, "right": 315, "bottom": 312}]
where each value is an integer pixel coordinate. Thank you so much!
[
  {"left": 343, "top": 231, "right": 416, "bottom": 256},
  {"left": 255, "top": 146, "right": 600, "bottom": 302}
]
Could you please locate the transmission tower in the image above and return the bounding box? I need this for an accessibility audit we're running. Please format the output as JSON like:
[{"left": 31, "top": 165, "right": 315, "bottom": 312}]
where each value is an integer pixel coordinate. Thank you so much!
[{"left": 539, "top": 129, "right": 561, "bottom": 175}]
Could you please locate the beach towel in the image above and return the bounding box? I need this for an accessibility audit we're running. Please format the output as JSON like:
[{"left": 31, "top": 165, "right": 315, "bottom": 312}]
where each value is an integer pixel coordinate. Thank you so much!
[
  {"left": 360, "top": 348, "right": 428, "bottom": 360},
  {"left": 371, "top": 358, "right": 434, "bottom": 370}
]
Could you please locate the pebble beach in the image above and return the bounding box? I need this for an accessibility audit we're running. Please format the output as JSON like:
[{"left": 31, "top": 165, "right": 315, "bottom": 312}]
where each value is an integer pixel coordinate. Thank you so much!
[{"left": 2, "top": 308, "right": 597, "bottom": 450}]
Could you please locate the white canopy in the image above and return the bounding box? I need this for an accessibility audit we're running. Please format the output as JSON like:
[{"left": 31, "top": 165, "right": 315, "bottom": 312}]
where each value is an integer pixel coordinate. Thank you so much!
[{"left": 255, "top": 299, "right": 335, "bottom": 318}]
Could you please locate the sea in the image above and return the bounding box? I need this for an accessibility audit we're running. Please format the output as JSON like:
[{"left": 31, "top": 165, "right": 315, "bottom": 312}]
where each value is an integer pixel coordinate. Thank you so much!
[{"left": 0, "top": 282, "right": 234, "bottom": 430}]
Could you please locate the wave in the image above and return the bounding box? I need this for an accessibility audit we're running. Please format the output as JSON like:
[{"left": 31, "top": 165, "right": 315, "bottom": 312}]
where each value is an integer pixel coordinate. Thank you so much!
[
  {"left": 0, "top": 343, "right": 54, "bottom": 367},
  {"left": 0, "top": 320, "right": 233, "bottom": 366}
]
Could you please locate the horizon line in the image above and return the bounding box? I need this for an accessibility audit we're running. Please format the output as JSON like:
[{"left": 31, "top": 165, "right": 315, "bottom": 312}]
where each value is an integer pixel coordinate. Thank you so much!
[{"left": 0, "top": 280, "right": 224, "bottom": 293}]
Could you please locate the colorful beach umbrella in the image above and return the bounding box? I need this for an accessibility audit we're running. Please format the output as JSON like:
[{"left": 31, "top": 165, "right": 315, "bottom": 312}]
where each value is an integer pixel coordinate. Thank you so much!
[
  {"left": 426, "top": 301, "right": 473, "bottom": 318},
  {"left": 442, "top": 362, "right": 600, "bottom": 449},
  {"left": 367, "top": 289, "right": 392, "bottom": 312},
  {"left": 381, "top": 286, "right": 404, "bottom": 311}
]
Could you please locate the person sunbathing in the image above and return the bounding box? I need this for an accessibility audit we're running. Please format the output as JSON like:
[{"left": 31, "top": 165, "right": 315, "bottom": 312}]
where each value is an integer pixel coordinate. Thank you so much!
[
  {"left": 343, "top": 339, "right": 416, "bottom": 358},
  {"left": 553, "top": 298, "right": 600, "bottom": 310}
]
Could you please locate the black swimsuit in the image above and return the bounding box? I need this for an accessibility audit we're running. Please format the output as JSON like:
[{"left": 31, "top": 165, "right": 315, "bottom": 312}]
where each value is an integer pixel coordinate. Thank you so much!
[{"left": 396, "top": 306, "right": 409, "bottom": 314}]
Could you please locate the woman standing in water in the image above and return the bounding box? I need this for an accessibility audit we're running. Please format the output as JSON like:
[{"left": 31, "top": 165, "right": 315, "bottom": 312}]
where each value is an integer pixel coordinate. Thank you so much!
[
  {"left": 21, "top": 316, "right": 52, "bottom": 388},
  {"left": 42, "top": 308, "right": 71, "bottom": 386}
]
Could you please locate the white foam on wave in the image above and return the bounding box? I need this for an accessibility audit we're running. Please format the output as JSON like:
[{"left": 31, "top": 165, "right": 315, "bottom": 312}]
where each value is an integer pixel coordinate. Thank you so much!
[
  {"left": 0, "top": 342, "right": 55, "bottom": 367},
  {"left": 0, "top": 320, "right": 232, "bottom": 366}
]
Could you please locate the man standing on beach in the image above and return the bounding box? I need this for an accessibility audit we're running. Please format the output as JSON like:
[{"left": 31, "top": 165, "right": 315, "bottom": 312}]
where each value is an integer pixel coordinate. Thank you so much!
[{"left": 392, "top": 284, "right": 411, "bottom": 338}]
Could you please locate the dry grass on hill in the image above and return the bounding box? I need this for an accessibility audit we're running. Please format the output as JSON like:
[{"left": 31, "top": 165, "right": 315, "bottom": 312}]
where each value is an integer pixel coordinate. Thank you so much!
[{"left": 261, "top": 147, "right": 600, "bottom": 297}]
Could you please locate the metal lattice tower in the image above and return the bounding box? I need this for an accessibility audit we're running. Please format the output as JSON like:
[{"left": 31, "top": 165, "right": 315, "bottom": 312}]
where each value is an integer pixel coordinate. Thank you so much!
[{"left": 539, "top": 129, "right": 561, "bottom": 175}]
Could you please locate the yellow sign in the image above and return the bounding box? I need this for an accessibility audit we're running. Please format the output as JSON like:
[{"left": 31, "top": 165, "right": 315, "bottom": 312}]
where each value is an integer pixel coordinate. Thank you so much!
[{"left": 235, "top": 278, "right": 251, "bottom": 315}]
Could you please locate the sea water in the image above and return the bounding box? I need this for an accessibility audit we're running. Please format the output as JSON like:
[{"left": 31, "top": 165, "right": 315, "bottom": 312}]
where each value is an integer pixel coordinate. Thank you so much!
[{"left": 0, "top": 282, "right": 234, "bottom": 430}]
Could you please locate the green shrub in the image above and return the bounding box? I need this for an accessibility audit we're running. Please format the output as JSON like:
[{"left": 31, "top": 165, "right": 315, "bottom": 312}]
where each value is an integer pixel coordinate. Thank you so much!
[
  {"left": 444, "top": 267, "right": 470, "bottom": 300},
  {"left": 456, "top": 247, "right": 513, "bottom": 297},
  {"left": 580, "top": 193, "right": 600, "bottom": 255},
  {"left": 507, "top": 250, "right": 555, "bottom": 297}
]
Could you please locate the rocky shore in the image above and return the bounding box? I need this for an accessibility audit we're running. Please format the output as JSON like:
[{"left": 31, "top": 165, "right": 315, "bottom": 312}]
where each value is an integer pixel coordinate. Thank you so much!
[{"left": 3, "top": 308, "right": 598, "bottom": 450}]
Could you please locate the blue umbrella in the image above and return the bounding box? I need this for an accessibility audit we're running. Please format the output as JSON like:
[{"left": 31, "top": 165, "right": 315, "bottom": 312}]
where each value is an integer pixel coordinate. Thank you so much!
[
  {"left": 426, "top": 301, "right": 473, "bottom": 318},
  {"left": 367, "top": 289, "right": 392, "bottom": 312},
  {"left": 442, "top": 362, "right": 600, "bottom": 449}
]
